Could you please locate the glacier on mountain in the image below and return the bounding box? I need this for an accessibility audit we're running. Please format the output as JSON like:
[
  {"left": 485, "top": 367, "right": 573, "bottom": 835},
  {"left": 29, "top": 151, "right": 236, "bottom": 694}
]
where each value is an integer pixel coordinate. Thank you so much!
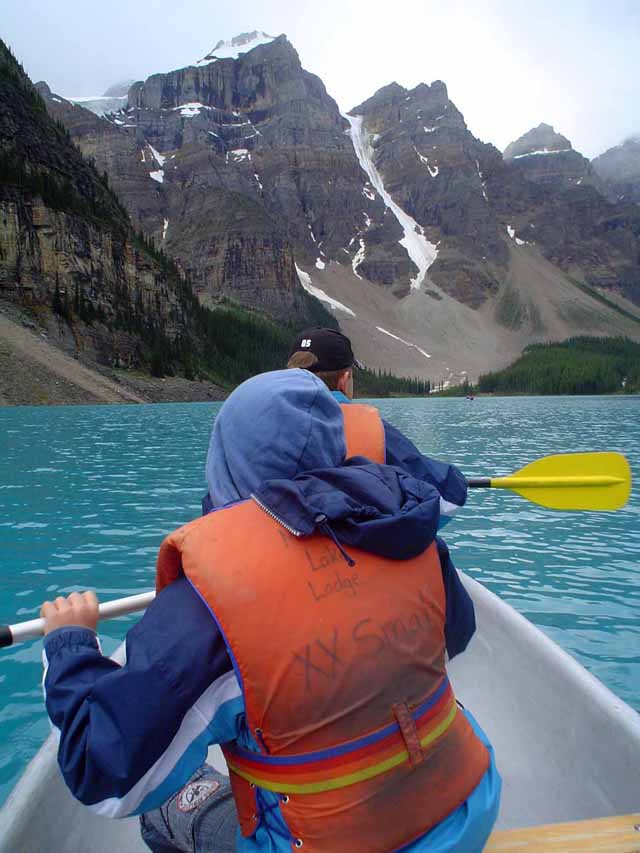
[
  {"left": 197, "top": 31, "right": 275, "bottom": 65},
  {"left": 345, "top": 114, "right": 438, "bottom": 291}
]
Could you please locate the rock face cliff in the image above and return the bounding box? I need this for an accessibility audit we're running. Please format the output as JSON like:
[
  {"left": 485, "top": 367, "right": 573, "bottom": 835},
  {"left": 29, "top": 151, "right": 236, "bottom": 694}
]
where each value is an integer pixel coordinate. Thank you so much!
[
  {"left": 503, "top": 123, "right": 595, "bottom": 190},
  {"left": 1, "top": 40, "right": 325, "bottom": 382},
  {"left": 0, "top": 49, "right": 177, "bottom": 372},
  {"left": 497, "top": 124, "right": 640, "bottom": 305},
  {"left": 51, "top": 37, "right": 640, "bottom": 310},
  {"left": 35, "top": 81, "right": 172, "bottom": 252},
  {"left": 593, "top": 137, "right": 640, "bottom": 205},
  {"left": 348, "top": 80, "right": 508, "bottom": 306},
  {"left": 33, "top": 34, "right": 640, "bottom": 383},
  {"left": 46, "top": 35, "right": 370, "bottom": 316}
]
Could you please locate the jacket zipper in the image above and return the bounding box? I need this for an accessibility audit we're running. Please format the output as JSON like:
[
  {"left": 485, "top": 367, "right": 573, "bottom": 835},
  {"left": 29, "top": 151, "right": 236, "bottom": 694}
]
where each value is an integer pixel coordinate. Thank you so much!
[
  {"left": 251, "top": 494, "right": 303, "bottom": 537},
  {"left": 251, "top": 497, "right": 356, "bottom": 566}
]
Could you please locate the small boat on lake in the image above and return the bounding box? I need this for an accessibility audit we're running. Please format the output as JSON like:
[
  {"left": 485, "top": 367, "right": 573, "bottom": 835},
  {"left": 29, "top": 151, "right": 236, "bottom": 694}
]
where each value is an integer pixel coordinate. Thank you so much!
[{"left": 1, "top": 574, "right": 639, "bottom": 852}]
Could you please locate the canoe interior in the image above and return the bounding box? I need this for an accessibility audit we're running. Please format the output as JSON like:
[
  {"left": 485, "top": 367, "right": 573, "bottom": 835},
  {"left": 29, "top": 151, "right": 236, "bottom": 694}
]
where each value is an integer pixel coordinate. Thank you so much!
[
  {"left": 485, "top": 813, "right": 640, "bottom": 851},
  {"left": 1, "top": 574, "right": 639, "bottom": 853}
]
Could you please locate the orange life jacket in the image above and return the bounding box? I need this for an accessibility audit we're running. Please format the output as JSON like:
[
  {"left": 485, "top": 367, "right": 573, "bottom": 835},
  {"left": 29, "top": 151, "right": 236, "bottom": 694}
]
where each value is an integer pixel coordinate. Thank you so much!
[
  {"left": 340, "top": 402, "right": 386, "bottom": 462},
  {"left": 156, "top": 404, "right": 488, "bottom": 852}
]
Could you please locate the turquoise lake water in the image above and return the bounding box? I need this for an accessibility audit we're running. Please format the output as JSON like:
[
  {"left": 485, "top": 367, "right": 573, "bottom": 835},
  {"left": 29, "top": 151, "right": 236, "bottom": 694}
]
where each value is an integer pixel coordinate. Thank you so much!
[{"left": 0, "top": 395, "right": 638, "bottom": 805}]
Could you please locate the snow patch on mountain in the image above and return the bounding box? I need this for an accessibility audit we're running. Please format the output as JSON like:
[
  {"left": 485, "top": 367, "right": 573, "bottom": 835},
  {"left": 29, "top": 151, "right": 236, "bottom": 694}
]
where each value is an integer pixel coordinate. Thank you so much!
[
  {"left": 64, "top": 94, "right": 128, "bottom": 117},
  {"left": 352, "top": 238, "right": 366, "bottom": 280},
  {"left": 475, "top": 159, "right": 488, "bottom": 202},
  {"left": 148, "top": 145, "right": 166, "bottom": 166},
  {"left": 173, "top": 102, "right": 210, "bottom": 117},
  {"left": 513, "top": 148, "right": 572, "bottom": 159},
  {"left": 197, "top": 31, "right": 275, "bottom": 66},
  {"left": 296, "top": 266, "right": 356, "bottom": 316},
  {"left": 413, "top": 146, "right": 439, "bottom": 177},
  {"left": 68, "top": 95, "right": 127, "bottom": 104},
  {"left": 346, "top": 114, "right": 438, "bottom": 290},
  {"left": 507, "top": 225, "right": 525, "bottom": 245},
  {"left": 376, "top": 327, "right": 431, "bottom": 358}
]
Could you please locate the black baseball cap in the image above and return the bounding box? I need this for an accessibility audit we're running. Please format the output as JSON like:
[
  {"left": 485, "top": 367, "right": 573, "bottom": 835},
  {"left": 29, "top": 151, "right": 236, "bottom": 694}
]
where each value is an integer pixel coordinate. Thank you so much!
[{"left": 288, "top": 328, "right": 364, "bottom": 372}]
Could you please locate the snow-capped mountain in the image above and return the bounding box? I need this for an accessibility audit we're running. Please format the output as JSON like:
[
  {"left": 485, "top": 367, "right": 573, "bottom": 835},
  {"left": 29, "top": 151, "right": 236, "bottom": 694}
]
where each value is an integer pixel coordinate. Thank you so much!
[
  {"left": 196, "top": 31, "right": 276, "bottom": 65},
  {"left": 503, "top": 123, "right": 572, "bottom": 159},
  {"left": 34, "top": 33, "right": 640, "bottom": 381},
  {"left": 502, "top": 122, "right": 602, "bottom": 192}
]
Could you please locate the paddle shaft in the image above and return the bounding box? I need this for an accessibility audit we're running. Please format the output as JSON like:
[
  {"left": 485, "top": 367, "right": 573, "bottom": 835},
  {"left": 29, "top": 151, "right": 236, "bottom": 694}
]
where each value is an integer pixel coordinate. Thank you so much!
[
  {"left": 468, "top": 475, "right": 626, "bottom": 489},
  {"left": 0, "top": 590, "right": 155, "bottom": 649}
]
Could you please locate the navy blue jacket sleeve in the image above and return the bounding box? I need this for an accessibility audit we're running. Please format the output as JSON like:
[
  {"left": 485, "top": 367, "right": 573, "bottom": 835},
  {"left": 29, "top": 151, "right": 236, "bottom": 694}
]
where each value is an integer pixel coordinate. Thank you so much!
[
  {"left": 436, "top": 537, "right": 475, "bottom": 658},
  {"left": 43, "top": 577, "right": 234, "bottom": 810},
  {"left": 382, "top": 420, "right": 467, "bottom": 516}
]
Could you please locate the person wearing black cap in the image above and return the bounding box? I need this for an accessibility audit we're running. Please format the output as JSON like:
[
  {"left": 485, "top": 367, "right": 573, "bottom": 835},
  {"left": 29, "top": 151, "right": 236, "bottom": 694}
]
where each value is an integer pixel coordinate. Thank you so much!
[
  {"left": 287, "top": 327, "right": 468, "bottom": 529},
  {"left": 287, "top": 327, "right": 364, "bottom": 401}
]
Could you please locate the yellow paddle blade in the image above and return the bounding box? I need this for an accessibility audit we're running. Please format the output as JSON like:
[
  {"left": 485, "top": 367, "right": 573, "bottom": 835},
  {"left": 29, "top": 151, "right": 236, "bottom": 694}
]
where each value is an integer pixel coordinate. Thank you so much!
[{"left": 491, "top": 452, "right": 632, "bottom": 511}]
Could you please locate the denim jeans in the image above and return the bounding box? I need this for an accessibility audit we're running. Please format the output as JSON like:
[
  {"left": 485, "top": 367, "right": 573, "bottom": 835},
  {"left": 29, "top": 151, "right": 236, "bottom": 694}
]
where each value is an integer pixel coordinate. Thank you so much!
[{"left": 140, "top": 765, "right": 238, "bottom": 852}]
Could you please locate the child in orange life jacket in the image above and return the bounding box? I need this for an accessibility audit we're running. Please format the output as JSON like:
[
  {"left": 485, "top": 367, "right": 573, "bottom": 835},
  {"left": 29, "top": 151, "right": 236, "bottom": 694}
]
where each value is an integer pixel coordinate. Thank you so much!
[{"left": 40, "top": 369, "right": 500, "bottom": 853}]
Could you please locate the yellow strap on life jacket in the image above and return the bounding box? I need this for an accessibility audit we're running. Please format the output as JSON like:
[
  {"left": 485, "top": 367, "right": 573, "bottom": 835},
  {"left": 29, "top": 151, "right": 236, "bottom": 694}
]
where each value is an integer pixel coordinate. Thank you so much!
[{"left": 223, "top": 678, "right": 457, "bottom": 795}]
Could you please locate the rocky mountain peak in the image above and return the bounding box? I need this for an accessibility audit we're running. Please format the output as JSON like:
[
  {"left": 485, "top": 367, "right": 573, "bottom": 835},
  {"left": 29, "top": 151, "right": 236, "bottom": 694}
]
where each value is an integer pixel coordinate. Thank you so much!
[
  {"left": 503, "top": 123, "right": 573, "bottom": 160},
  {"left": 502, "top": 122, "right": 598, "bottom": 193},
  {"left": 29, "top": 33, "right": 640, "bottom": 383},
  {"left": 352, "top": 79, "right": 456, "bottom": 123},
  {"left": 413, "top": 80, "right": 448, "bottom": 100},
  {"left": 196, "top": 31, "right": 277, "bottom": 65},
  {"left": 592, "top": 135, "right": 640, "bottom": 203}
]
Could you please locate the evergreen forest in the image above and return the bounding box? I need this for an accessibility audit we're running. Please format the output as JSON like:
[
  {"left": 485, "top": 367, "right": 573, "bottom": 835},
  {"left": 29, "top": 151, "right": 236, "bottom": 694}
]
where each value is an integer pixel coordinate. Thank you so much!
[{"left": 476, "top": 337, "right": 640, "bottom": 395}]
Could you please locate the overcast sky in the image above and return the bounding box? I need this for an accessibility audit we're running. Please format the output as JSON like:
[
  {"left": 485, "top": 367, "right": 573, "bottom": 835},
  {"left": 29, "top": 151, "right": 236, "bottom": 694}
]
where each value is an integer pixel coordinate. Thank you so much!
[{"left": 3, "top": 0, "right": 639, "bottom": 158}]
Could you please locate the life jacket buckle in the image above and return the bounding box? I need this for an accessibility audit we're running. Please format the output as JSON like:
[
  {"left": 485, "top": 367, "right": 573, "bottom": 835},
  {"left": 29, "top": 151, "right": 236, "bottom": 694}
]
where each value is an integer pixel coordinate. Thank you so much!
[{"left": 392, "top": 702, "right": 425, "bottom": 768}]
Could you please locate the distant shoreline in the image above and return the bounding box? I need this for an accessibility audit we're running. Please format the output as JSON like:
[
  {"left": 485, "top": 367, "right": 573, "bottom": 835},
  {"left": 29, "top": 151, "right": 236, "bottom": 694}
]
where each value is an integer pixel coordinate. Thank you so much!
[{"left": 0, "top": 309, "right": 227, "bottom": 407}]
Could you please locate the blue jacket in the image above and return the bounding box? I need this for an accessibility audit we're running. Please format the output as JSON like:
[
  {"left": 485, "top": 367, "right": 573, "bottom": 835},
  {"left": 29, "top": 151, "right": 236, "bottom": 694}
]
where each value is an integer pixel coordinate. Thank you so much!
[{"left": 43, "top": 371, "right": 499, "bottom": 850}]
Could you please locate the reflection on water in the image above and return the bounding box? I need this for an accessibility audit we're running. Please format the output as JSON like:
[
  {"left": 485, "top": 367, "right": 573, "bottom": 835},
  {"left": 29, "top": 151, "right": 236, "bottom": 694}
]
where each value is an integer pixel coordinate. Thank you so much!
[{"left": 0, "top": 395, "right": 638, "bottom": 803}]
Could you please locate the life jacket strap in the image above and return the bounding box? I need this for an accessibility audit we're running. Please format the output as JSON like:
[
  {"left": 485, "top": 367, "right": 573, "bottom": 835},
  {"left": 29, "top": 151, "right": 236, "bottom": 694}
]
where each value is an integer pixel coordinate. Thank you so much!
[{"left": 224, "top": 678, "right": 456, "bottom": 795}]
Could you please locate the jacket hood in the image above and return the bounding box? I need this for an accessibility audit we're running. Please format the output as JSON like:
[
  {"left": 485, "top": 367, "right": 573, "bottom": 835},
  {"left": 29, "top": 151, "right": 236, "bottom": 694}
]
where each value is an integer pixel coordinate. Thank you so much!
[
  {"left": 205, "top": 368, "right": 441, "bottom": 560},
  {"left": 206, "top": 369, "right": 346, "bottom": 508},
  {"left": 254, "top": 459, "right": 441, "bottom": 561}
]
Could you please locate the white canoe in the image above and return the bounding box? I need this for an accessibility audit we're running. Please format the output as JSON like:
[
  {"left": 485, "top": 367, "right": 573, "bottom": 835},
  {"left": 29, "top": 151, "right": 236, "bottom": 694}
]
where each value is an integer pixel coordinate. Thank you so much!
[{"left": 1, "top": 574, "right": 639, "bottom": 853}]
